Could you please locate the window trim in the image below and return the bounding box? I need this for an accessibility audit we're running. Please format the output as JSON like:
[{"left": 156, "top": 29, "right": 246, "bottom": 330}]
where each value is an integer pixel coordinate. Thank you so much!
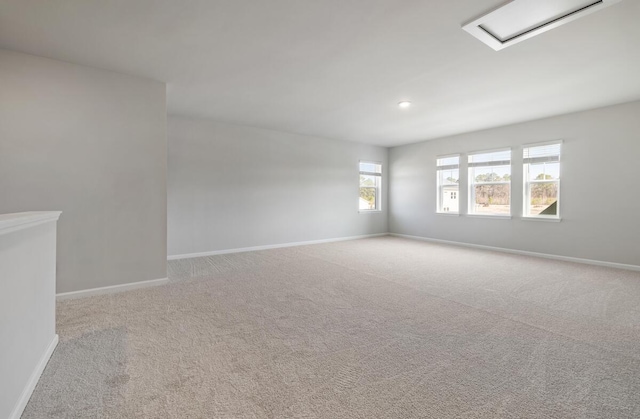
[
  {"left": 467, "top": 146, "right": 513, "bottom": 158},
  {"left": 468, "top": 148, "right": 512, "bottom": 217},
  {"left": 436, "top": 154, "right": 461, "bottom": 214},
  {"left": 522, "top": 141, "right": 562, "bottom": 220},
  {"left": 467, "top": 214, "right": 512, "bottom": 220},
  {"left": 358, "top": 160, "right": 382, "bottom": 213}
]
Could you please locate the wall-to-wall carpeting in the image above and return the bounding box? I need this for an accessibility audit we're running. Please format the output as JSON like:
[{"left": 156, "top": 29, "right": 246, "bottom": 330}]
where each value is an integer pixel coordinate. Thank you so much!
[{"left": 24, "top": 237, "right": 640, "bottom": 418}]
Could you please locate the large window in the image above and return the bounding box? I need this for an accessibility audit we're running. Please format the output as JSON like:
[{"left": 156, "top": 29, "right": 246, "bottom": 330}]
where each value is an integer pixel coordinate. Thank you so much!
[
  {"left": 359, "top": 161, "right": 382, "bottom": 211},
  {"left": 437, "top": 155, "right": 460, "bottom": 213},
  {"left": 523, "top": 142, "right": 561, "bottom": 218},
  {"left": 468, "top": 149, "right": 511, "bottom": 216}
]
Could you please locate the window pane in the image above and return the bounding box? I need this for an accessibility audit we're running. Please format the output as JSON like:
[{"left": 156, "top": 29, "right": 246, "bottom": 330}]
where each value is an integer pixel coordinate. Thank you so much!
[
  {"left": 524, "top": 143, "right": 561, "bottom": 160},
  {"left": 528, "top": 162, "right": 559, "bottom": 181},
  {"left": 472, "top": 184, "right": 511, "bottom": 215},
  {"left": 528, "top": 182, "right": 558, "bottom": 215},
  {"left": 359, "top": 187, "right": 376, "bottom": 210},
  {"left": 359, "top": 170, "right": 380, "bottom": 211},
  {"left": 524, "top": 142, "right": 560, "bottom": 218},
  {"left": 437, "top": 154, "right": 460, "bottom": 213},
  {"left": 437, "top": 156, "right": 459, "bottom": 167},
  {"left": 439, "top": 168, "right": 459, "bottom": 185},
  {"left": 359, "top": 162, "right": 381, "bottom": 173},
  {"left": 471, "top": 166, "right": 511, "bottom": 183},
  {"left": 469, "top": 150, "right": 511, "bottom": 164},
  {"left": 469, "top": 149, "right": 511, "bottom": 216},
  {"left": 359, "top": 174, "right": 379, "bottom": 187}
]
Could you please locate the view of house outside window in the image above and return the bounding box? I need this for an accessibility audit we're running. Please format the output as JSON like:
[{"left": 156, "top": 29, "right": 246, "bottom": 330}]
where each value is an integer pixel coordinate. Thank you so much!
[{"left": 436, "top": 155, "right": 460, "bottom": 213}]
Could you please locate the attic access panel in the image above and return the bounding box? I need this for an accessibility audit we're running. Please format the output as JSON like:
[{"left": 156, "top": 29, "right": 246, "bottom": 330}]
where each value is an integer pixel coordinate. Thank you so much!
[{"left": 462, "top": 0, "right": 622, "bottom": 50}]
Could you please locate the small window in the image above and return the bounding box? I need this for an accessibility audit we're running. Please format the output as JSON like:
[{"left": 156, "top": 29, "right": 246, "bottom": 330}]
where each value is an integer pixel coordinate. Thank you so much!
[
  {"left": 359, "top": 161, "right": 382, "bottom": 211},
  {"left": 523, "top": 142, "right": 561, "bottom": 218},
  {"left": 437, "top": 155, "right": 460, "bottom": 213},
  {"left": 468, "top": 149, "right": 511, "bottom": 216}
]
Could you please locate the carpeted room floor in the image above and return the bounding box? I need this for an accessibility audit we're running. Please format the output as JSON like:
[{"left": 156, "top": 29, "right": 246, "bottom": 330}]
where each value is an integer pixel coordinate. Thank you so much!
[{"left": 22, "top": 236, "right": 640, "bottom": 418}]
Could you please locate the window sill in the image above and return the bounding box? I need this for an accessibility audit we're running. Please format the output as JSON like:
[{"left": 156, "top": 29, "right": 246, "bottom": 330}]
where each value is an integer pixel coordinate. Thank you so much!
[
  {"left": 358, "top": 210, "right": 382, "bottom": 214},
  {"left": 467, "top": 214, "right": 512, "bottom": 220},
  {"left": 521, "top": 216, "right": 561, "bottom": 222},
  {"left": 436, "top": 212, "right": 460, "bottom": 216}
]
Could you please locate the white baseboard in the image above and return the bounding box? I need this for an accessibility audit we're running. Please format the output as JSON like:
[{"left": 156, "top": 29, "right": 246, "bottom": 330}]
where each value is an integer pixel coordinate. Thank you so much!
[
  {"left": 56, "top": 277, "right": 169, "bottom": 301},
  {"left": 9, "top": 334, "right": 59, "bottom": 419},
  {"left": 168, "top": 233, "right": 389, "bottom": 261},
  {"left": 390, "top": 233, "right": 640, "bottom": 272}
]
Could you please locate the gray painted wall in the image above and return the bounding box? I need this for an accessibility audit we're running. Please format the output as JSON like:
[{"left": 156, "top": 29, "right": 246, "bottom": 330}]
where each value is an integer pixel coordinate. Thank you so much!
[
  {"left": 0, "top": 49, "right": 167, "bottom": 293},
  {"left": 389, "top": 100, "right": 640, "bottom": 266},
  {"left": 168, "top": 116, "right": 388, "bottom": 257}
]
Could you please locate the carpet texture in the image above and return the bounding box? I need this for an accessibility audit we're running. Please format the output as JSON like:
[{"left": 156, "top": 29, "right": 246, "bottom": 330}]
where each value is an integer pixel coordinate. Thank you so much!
[{"left": 22, "top": 236, "right": 640, "bottom": 418}]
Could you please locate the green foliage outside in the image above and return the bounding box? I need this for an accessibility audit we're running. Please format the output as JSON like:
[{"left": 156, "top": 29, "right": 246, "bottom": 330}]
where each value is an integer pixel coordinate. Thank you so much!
[
  {"left": 360, "top": 176, "right": 376, "bottom": 207},
  {"left": 530, "top": 174, "right": 558, "bottom": 206},
  {"left": 474, "top": 172, "right": 510, "bottom": 205}
]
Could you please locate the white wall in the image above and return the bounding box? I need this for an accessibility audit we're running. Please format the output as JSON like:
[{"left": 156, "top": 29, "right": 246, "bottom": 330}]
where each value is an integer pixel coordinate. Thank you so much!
[
  {"left": 168, "top": 116, "right": 388, "bottom": 257},
  {"left": 0, "top": 213, "right": 59, "bottom": 419},
  {"left": 0, "top": 49, "right": 167, "bottom": 293},
  {"left": 389, "top": 100, "right": 640, "bottom": 267}
]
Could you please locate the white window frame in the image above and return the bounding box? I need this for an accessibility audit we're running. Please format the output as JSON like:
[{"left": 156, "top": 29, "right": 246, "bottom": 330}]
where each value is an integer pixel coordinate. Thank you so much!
[
  {"left": 436, "top": 154, "right": 461, "bottom": 214},
  {"left": 523, "top": 141, "right": 562, "bottom": 220},
  {"left": 468, "top": 148, "right": 512, "bottom": 217},
  {"left": 359, "top": 160, "right": 382, "bottom": 213}
]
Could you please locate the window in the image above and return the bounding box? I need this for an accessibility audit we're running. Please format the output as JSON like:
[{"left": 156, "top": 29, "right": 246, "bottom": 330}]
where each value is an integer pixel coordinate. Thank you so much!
[
  {"left": 468, "top": 149, "right": 511, "bottom": 216},
  {"left": 437, "top": 155, "right": 460, "bottom": 213},
  {"left": 523, "top": 142, "right": 561, "bottom": 218},
  {"left": 359, "top": 161, "right": 382, "bottom": 211}
]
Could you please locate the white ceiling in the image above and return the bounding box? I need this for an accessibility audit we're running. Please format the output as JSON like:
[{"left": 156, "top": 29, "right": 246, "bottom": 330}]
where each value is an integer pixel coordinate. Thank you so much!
[{"left": 1, "top": 0, "right": 639, "bottom": 147}]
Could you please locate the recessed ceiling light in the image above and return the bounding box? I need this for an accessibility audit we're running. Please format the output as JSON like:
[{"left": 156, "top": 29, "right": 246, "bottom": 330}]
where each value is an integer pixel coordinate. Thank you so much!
[
  {"left": 463, "top": 0, "right": 622, "bottom": 51},
  {"left": 398, "top": 101, "right": 412, "bottom": 109}
]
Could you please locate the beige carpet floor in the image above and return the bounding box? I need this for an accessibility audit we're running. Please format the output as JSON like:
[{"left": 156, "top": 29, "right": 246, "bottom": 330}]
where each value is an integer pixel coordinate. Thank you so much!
[{"left": 23, "top": 236, "right": 640, "bottom": 418}]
